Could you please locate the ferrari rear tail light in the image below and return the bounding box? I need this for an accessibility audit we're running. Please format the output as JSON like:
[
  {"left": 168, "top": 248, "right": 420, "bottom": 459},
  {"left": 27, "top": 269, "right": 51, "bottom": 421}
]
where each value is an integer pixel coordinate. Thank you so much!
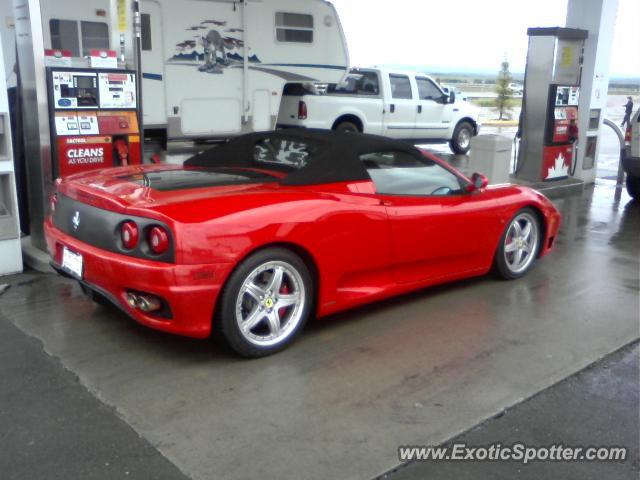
[
  {"left": 148, "top": 226, "right": 169, "bottom": 254},
  {"left": 298, "top": 100, "right": 307, "bottom": 120},
  {"left": 121, "top": 221, "right": 139, "bottom": 249},
  {"left": 625, "top": 126, "right": 632, "bottom": 145}
]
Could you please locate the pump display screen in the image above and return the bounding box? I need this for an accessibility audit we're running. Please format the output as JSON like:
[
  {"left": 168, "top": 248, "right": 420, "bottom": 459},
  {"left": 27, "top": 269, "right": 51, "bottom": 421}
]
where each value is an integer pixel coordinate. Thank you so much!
[
  {"left": 51, "top": 71, "right": 99, "bottom": 109},
  {"left": 50, "top": 69, "right": 137, "bottom": 110},
  {"left": 554, "top": 86, "right": 579, "bottom": 107},
  {"left": 76, "top": 76, "right": 94, "bottom": 89}
]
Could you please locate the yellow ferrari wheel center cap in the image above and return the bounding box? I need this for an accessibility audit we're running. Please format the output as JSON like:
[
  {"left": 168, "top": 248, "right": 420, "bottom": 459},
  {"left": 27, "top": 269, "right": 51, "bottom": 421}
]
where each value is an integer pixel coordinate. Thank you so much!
[{"left": 264, "top": 297, "right": 274, "bottom": 309}]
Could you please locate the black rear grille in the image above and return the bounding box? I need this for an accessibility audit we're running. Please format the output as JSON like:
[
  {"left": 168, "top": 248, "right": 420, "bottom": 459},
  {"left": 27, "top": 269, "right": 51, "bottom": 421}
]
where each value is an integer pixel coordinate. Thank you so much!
[{"left": 53, "top": 194, "right": 175, "bottom": 263}]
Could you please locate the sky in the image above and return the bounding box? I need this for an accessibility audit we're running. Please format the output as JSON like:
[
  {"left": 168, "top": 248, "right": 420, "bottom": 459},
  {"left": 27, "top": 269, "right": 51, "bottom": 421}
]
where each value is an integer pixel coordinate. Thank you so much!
[{"left": 331, "top": 0, "right": 639, "bottom": 77}]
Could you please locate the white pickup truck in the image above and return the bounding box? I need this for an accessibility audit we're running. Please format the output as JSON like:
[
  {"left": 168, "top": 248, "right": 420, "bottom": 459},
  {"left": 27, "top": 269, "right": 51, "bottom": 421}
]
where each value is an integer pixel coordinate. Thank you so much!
[
  {"left": 277, "top": 67, "right": 481, "bottom": 154},
  {"left": 622, "top": 107, "right": 640, "bottom": 200}
]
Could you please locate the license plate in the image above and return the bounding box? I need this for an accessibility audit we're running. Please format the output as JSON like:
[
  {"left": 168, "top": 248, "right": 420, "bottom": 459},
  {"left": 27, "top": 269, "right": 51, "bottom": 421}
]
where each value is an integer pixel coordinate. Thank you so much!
[{"left": 61, "top": 246, "right": 83, "bottom": 279}]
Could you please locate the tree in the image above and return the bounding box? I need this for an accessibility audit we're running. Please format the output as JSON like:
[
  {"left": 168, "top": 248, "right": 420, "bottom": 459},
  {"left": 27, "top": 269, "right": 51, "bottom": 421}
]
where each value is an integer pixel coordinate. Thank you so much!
[{"left": 495, "top": 58, "right": 513, "bottom": 120}]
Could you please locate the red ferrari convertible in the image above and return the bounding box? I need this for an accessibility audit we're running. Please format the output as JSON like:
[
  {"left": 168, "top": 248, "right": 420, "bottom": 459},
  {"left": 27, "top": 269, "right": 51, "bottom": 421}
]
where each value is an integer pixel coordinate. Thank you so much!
[{"left": 45, "top": 130, "right": 560, "bottom": 356}]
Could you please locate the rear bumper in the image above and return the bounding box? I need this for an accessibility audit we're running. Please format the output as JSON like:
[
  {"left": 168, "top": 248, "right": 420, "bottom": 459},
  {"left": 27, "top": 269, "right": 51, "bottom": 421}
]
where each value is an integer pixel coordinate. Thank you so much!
[
  {"left": 539, "top": 208, "right": 561, "bottom": 258},
  {"left": 45, "top": 218, "right": 232, "bottom": 338}
]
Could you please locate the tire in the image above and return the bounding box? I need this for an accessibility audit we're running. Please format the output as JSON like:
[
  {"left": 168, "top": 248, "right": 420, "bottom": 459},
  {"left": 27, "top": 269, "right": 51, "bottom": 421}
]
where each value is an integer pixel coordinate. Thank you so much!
[
  {"left": 449, "top": 121, "right": 474, "bottom": 154},
  {"left": 217, "top": 247, "right": 313, "bottom": 357},
  {"left": 334, "top": 120, "right": 360, "bottom": 134},
  {"left": 626, "top": 175, "right": 640, "bottom": 201},
  {"left": 493, "top": 208, "right": 542, "bottom": 280}
]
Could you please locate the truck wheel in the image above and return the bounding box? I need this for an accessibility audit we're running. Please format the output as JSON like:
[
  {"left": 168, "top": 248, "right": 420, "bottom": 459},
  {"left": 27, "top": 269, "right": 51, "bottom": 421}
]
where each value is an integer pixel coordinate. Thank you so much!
[
  {"left": 334, "top": 121, "right": 360, "bottom": 134},
  {"left": 626, "top": 175, "right": 640, "bottom": 201},
  {"left": 449, "top": 121, "right": 474, "bottom": 154}
]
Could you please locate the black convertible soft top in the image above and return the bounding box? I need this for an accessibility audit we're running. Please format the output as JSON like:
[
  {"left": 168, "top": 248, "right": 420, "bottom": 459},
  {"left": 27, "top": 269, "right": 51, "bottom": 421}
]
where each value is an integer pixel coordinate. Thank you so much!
[{"left": 183, "top": 129, "right": 425, "bottom": 186}]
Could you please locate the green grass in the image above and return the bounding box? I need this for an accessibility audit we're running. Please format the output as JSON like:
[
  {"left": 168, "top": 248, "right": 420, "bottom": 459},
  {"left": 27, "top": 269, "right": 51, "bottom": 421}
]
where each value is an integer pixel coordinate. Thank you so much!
[{"left": 470, "top": 98, "right": 521, "bottom": 108}]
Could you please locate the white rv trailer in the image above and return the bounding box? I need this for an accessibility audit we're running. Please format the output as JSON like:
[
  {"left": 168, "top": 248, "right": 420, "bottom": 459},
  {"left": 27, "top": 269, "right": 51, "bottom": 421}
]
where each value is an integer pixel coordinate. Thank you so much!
[{"left": 1, "top": 0, "right": 349, "bottom": 139}]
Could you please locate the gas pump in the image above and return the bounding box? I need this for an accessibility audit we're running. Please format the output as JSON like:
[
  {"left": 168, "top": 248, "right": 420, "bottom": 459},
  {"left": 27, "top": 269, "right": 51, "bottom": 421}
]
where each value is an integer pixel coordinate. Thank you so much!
[
  {"left": 543, "top": 84, "right": 580, "bottom": 179},
  {"left": 515, "top": 27, "right": 588, "bottom": 182},
  {"left": 47, "top": 68, "right": 141, "bottom": 178}
]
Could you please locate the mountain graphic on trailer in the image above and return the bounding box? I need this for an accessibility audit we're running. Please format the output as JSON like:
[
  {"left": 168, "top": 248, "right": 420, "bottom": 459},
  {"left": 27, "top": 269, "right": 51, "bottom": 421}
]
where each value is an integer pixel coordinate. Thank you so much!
[
  {"left": 169, "top": 51, "right": 206, "bottom": 62},
  {"left": 168, "top": 52, "right": 260, "bottom": 63},
  {"left": 168, "top": 22, "right": 259, "bottom": 66}
]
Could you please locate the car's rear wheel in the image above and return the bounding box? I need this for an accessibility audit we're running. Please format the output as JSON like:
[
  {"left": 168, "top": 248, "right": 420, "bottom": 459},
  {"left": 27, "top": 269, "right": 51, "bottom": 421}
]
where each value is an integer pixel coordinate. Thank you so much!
[
  {"left": 494, "top": 208, "right": 542, "bottom": 279},
  {"left": 626, "top": 174, "right": 640, "bottom": 201},
  {"left": 449, "top": 121, "right": 474, "bottom": 154},
  {"left": 217, "top": 248, "right": 313, "bottom": 357},
  {"left": 334, "top": 120, "right": 360, "bottom": 134}
]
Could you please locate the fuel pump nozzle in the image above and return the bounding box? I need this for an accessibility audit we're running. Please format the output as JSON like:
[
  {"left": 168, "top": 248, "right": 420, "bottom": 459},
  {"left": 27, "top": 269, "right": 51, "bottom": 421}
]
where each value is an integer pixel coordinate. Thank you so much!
[{"left": 114, "top": 138, "right": 129, "bottom": 166}]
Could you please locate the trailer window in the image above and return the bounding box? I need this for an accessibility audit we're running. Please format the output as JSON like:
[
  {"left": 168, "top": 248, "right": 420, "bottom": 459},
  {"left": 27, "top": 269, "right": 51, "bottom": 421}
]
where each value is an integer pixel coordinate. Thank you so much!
[
  {"left": 80, "top": 22, "right": 109, "bottom": 56},
  {"left": 275, "top": 12, "right": 313, "bottom": 43},
  {"left": 50, "top": 19, "right": 80, "bottom": 57},
  {"left": 141, "top": 14, "right": 152, "bottom": 51},
  {"left": 50, "top": 19, "right": 109, "bottom": 57},
  {"left": 389, "top": 74, "right": 413, "bottom": 100}
]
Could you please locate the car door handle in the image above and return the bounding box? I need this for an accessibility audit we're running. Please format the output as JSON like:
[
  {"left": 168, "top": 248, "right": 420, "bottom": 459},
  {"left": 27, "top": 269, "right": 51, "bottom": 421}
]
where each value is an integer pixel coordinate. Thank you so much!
[
  {"left": 390, "top": 104, "right": 395, "bottom": 113},
  {"left": 417, "top": 105, "right": 422, "bottom": 114}
]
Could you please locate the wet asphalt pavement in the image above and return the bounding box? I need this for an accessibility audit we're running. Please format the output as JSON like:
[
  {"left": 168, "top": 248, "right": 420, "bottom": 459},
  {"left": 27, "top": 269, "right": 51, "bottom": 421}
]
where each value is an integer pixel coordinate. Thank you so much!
[
  {"left": 0, "top": 306, "right": 188, "bottom": 480},
  {"left": 0, "top": 157, "right": 638, "bottom": 477},
  {"left": 381, "top": 341, "right": 639, "bottom": 480}
]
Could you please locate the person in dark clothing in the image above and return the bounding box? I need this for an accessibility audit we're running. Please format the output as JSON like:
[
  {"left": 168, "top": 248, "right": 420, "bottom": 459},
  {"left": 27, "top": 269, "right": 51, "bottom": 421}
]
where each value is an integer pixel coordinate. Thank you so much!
[{"left": 621, "top": 96, "right": 633, "bottom": 127}]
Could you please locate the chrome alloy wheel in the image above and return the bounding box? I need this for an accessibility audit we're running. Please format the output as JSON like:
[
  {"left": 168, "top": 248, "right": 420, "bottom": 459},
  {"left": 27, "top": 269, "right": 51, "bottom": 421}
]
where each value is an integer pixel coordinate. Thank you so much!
[
  {"left": 457, "top": 127, "right": 471, "bottom": 150},
  {"left": 503, "top": 212, "right": 539, "bottom": 274},
  {"left": 235, "top": 260, "right": 306, "bottom": 347}
]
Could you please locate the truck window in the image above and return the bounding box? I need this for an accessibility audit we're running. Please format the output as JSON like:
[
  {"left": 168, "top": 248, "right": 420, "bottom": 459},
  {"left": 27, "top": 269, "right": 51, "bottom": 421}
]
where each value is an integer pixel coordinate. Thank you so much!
[
  {"left": 328, "top": 72, "right": 379, "bottom": 95},
  {"left": 80, "top": 21, "right": 109, "bottom": 56},
  {"left": 276, "top": 12, "right": 313, "bottom": 43},
  {"left": 50, "top": 19, "right": 80, "bottom": 57},
  {"left": 282, "top": 83, "right": 317, "bottom": 96},
  {"left": 141, "top": 14, "right": 152, "bottom": 51},
  {"left": 416, "top": 77, "right": 443, "bottom": 100},
  {"left": 389, "top": 74, "right": 413, "bottom": 100}
]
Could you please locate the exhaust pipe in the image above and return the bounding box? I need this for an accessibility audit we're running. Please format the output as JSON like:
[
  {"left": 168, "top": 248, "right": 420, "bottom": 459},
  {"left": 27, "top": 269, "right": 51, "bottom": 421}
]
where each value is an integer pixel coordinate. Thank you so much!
[
  {"left": 125, "top": 291, "right": 163, "bottom": 313},
  {"left": 136, "top": 294, "right": 162, "bottom": 313},
  {"left": 126, "top": 292, "right": 139, "bottom": 308}
]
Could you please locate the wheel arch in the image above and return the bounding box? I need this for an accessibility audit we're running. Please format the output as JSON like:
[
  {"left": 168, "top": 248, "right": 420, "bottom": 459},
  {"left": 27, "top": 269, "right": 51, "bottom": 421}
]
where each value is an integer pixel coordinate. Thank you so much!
[
  {"left": 521, "top": 204, "right": 548, "bottom": 258},
  {"left": 455, "top": 117, "right": 479, "bottom": 136},
  {"left": 331, "top": 114, "right": 364, "bottom": 132}
]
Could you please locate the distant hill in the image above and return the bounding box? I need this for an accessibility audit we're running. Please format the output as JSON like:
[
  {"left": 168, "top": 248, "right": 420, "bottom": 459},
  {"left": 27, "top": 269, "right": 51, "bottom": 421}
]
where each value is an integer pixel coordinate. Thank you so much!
[{"left": 377, "top": 64, "right": 639, "bottom": 89}]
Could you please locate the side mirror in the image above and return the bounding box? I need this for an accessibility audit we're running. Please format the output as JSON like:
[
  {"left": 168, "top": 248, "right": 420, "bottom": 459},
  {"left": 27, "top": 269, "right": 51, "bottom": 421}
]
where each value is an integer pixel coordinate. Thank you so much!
[
  {"left": 467, "top": 172, "right": 488, "bottom": 192},
  {"left": 449, "top": 91, "right": 456, "bottom": 104}
]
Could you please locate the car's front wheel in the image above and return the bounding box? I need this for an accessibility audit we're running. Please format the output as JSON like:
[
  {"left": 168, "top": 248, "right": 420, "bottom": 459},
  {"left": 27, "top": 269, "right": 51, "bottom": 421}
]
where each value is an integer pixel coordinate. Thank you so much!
[
  {"left": 494, "top": 208, "right": 542, "bottom": 279},
  {"left": 449, "top": 121, "right": 474, "bottom": 154},
  {"left": 626, "top": 174, "right": 640, "bottom": 201},
  {"left": 217, "top": 248, "right": 313, "bottom": 357}
]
